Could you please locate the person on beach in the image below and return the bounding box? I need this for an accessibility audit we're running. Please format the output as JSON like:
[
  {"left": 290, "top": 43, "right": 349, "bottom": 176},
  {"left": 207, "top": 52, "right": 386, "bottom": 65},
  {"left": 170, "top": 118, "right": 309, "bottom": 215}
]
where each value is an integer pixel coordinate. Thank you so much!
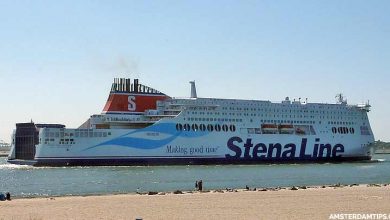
[
  {"left": 6, "top": 192, "right": 11, "bottom": 201},
  {"left": 0, "top": 193, "right": 5, "bottom": 201},
  {"left": 198, "top": 180, "right": 203, "bottom": 191}
]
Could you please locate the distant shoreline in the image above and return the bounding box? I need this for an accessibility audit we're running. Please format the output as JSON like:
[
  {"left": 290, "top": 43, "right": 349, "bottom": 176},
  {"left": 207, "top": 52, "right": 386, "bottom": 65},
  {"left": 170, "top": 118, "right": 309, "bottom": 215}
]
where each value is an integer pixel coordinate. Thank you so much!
[
  {"left": 375, "top": 151, "right": 390, "bottom": 154},
  {"left": 1, "top": 183, "right": 389, "bottom": 220}
]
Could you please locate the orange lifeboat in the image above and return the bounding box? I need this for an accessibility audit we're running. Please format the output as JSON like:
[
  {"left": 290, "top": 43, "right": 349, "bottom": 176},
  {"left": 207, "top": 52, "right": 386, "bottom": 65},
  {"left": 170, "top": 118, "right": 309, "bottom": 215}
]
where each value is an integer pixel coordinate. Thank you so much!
[
  {"left": 261, "top": 124, "right": 278, "bottom": 134},
  {"left": 278, "top": 124, "right": 294, "bottom": 134}
]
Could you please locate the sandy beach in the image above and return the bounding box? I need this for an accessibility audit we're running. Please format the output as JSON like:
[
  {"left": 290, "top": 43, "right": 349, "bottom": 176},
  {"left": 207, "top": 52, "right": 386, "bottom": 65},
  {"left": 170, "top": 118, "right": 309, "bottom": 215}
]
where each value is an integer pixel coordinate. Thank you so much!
[{"left": 0, "top": 184, "right": 389, "bottom": 220}]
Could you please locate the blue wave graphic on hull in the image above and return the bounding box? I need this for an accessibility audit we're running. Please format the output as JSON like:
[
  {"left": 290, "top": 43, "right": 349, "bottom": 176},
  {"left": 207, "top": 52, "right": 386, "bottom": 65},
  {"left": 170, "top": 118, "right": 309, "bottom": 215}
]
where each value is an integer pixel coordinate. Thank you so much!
[
  {"left": 95, "top": 135, "right": 179, "bottom": 149},
  {"left": 83, "top": 123, "right": 209, "bottom": 151}
]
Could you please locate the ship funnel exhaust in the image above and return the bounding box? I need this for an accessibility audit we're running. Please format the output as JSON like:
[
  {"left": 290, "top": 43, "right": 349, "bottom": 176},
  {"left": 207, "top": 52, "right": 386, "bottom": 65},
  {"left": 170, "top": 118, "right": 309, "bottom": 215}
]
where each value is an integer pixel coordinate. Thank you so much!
[{"left": 189, "top": 81, "right": 197, "bottom": 98}]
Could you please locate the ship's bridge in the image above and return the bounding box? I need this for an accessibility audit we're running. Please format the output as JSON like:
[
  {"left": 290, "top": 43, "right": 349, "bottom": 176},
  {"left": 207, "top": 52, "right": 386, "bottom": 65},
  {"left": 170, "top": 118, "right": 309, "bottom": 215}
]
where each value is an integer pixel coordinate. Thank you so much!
[{"left": 356, "top": 103, "right": 371, "bottom": 112}]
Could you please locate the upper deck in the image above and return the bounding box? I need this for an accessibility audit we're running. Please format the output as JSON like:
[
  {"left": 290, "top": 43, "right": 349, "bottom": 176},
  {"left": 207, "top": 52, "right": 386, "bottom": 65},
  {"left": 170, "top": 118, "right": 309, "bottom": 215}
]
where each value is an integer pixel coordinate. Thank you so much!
[{"left": 79, "top": 78, "right": 372, "bottom": 135}]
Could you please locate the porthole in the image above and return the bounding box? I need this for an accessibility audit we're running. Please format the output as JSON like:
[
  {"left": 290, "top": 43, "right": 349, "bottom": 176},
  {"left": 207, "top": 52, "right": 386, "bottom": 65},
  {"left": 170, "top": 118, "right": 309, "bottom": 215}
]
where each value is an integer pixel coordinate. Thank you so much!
[
  {"left": 191, "top": 124, "right": 198, "bottom": 131},
  {"left": 200, "top": 124, "right": 206, "bottom": 131},
  {"left": 222, "top": 124, "right": 228, "bottom": 132},
  {"left": 229, "top": 125, "right": 236, "bottom": 132},
  {"left": 184, "top": 124, "right": 190, "bottom": 131},
  {"left": 332, "top": 127, "right": 337, "bottom": 133},
  {"left": 338, "top": 127, "right": 342, "bottom": 133},
  {"left": 215, "top": 124, "right": 221, "bottom": 132},
  {"left": 207, "top": 124, "right": 214, "bottom": 132},
  {"left": 176, "top": 124, "right": 183, "bottom": 131}
]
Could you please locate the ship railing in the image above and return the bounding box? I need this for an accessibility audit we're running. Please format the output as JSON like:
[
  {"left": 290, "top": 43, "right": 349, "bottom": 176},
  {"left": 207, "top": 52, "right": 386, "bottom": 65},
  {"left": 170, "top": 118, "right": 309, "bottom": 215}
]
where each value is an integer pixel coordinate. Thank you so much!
[
  {"left": 145, "top": 109, "right": 180, "bottom": 116},
  {"left": 166, "top": 98, "right": 220, "bottom": 106},
  {"left": 102, "top": 115, "right": 175, "bottom": 123},
  {"left": 162, "top": 110, "right": 182, "bottom": 114},
  {"left": 176, "top": 106, "right": 218, "bottom": 111},
  {"left": 143, "top": 115, "right": 177, "bottom": 118},
  {"left": 163, "top": 109, "right": 182, "bottom": 113},
  {"left": 164, "top": 106, "right": 183, "bottom": 110},
  {"left": 103, "top": 116, "right": 144, "bottom": 122}
]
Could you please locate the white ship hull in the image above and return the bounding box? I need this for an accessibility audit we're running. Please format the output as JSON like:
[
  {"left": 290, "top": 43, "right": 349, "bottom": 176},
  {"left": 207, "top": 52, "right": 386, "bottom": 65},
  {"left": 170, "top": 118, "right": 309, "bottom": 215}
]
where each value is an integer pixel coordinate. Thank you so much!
[{"left": 8, "top": 121, "right": 373, "bottom": 166}]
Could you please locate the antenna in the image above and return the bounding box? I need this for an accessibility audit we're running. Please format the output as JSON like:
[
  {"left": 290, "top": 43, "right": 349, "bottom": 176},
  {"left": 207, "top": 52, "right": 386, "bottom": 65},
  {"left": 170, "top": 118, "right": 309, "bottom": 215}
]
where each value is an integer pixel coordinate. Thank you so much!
[{"left": 335, "top": 93, "right": 347, "bottom": 104}]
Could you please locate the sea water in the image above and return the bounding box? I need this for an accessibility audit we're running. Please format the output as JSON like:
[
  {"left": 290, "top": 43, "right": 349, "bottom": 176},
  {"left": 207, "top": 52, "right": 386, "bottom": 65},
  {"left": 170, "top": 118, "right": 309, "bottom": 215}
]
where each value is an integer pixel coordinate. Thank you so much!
[{"left": 0, "top": 155, "right": 389, "bottom": 198}]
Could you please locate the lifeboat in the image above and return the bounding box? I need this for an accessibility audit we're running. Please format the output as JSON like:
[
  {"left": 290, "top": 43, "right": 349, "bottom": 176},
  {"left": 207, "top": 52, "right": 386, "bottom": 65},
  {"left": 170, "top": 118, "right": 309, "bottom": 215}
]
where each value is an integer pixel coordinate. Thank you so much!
[
  {"left": 278, "top": 124, "right": 294, "bottom": 134},
  {"left": 295, "top": 127, "right": 306, "bottom": 135},
  {"left": 261, "top": 124, "right": 278, "bottom": 134}
]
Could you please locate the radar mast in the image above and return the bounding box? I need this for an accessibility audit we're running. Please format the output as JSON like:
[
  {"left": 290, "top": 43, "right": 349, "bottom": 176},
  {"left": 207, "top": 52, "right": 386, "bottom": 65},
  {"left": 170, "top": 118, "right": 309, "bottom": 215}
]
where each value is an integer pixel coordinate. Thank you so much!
[{"left": 335, "top": 93, "right": 347, "bottom": 104}]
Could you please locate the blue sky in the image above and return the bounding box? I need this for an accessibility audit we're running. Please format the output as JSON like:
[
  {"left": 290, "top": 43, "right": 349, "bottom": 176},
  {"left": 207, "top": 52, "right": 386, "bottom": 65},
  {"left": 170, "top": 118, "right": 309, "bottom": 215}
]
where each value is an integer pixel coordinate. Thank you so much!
[{"left": 0, "top": 0, "right": 389, "bottom": 142}]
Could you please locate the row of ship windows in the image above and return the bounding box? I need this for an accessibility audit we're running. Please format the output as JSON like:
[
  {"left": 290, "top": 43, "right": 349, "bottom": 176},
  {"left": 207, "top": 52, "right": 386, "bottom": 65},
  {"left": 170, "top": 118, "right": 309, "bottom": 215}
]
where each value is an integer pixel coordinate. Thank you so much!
[
  {"left": 329, "top": 121, "right": 355, "bottom": 125},
  {"left": 189, "top": 111, "right": 358, "bottom": 117},
  {"left": 171, "top": 100, "right": 354, "bottom": 110},
  {"left": 190, "top": 112, "right": 250, "bottom": 116},
  {"left": 44, "top": 138, "right": 74, "bottom": 142},
  {"left": 220, "top": 107, "right": 357, "bottom": 115},
  {"left": 185, "top": 118, "right": 243, "bottom": 122},
  {"left": 42, "top": 138, "right": 76, "bottom": 145},
  {"left": 183, "top": 118, "right": 360, "bottom": 126},
  {"left": 176, "top": 124, "right": 236, "bottom": 132},
  {"left": 187, "top": 105, "right": 358, "bottom": 114},
  {"left": 331, "top": 127, "right": 355, "bottom": 134},
  {"left": 187, "top": 112, "right": 362, "bottom": 122},
  {"left": 75, "top": 131, "right": 111, "bottom": 138},
  {"left": 261, "top": 120, "right": 315, "bottom": 124},
  {"left": 44, "top": 131, "right": 112, "bottom": 138}
]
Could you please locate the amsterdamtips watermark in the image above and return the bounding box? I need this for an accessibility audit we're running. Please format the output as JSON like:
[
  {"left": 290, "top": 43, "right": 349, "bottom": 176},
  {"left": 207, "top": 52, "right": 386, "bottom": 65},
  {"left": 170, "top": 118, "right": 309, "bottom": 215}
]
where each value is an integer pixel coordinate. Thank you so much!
[{"left": 329, "top": 214, "right": 390, "bottom": 220}]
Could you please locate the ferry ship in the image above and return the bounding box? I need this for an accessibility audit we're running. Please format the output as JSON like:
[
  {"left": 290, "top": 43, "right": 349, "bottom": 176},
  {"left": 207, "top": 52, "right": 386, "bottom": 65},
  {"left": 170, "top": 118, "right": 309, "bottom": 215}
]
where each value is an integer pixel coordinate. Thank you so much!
[{"left": 7, "top": 78, "right": 375, "bottom": 166}]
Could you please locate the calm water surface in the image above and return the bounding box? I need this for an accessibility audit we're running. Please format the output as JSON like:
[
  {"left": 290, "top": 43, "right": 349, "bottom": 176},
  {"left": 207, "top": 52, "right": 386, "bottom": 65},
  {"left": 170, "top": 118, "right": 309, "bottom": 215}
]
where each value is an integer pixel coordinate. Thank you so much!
[{"left": 0, "top": 155, "right": 389, "bottom": 198}]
